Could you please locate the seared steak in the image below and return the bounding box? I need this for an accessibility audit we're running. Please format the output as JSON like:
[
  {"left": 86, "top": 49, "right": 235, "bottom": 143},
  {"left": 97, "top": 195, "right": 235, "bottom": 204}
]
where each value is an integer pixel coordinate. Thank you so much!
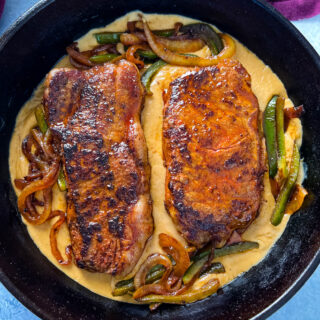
[
  {"left": 43, "top": 60, "right": 153, "bottom": 275},
  {"left": 163, "top": 59, "right": 263, "bottom": 247}
]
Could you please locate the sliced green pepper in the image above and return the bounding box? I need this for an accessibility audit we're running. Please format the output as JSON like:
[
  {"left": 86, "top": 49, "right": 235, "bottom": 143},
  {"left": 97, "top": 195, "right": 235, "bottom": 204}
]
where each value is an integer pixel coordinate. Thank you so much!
[
  {"left": 193, "top": 241, "right": 259, "bottom": 263},
  {"left": 276, "top": 97, "right": 288, "bottom": 178},
  {"left": 113, "top": 280, "right": 135, "bottom": 297},
  {"left": 271, "top": 142, "right": 300, "bottom": 226},
  {"left": 215, "top": 241, "right": 259, "bottom": 258},
  {"left": 149, "top": 264, "right": 165, "bottom": 273},
  {"left": 180, "top": 23, "right": 223, "bottom": 55},
  {"left": 94, "top": 32, "right": 122, "bottom": 44},
  {"left": 141, "top": 60, "right": 167, "bottom": 94},
  {"left": 35, "top": 105, "right": 48, "bottom": 134},
  {"left": 89, "top": 53, "right": 119, "bottom": 64},
  {"left": 137, "top": 279, "right": 220, "bottom": 304},
  {"left": 181, "top": 53, "right": 198, "bottom": 57},
  {"left": 201, "top": 262, "right": 225, "bottom": 276},
  {"left": 183, "top": 256, "right": 208, "bottom": 284},
  {"left": 114, "top": 241, "right": 257, "bottom": 296},
  {"left": 146, "top": 268, "right": 165, "bottom": 283},
  {"left": 113, "top": 265, "right": 165, "bottom": 296},
  {"left": 183, "top": 259, "right": 224, "bottom": 285},
  {"left": 140, "top": 55, "right": 198, "bottom": 93},
  {"left": 57, "top": 169, "right": 67, "bottom": 191},
  {"left": 138, "top": 49, "right": 158, "bottom": 60},
  {"left": 95, "top": 29, "right": 174, "bottom": 45},
  {"left": 263, "top": 95, "right": 278, "bottom": 178},
  {"left": 153, "top": 29, "right": 175, "bottom": 37},
  {"left": 34, "top": 105, "right": 67, "bottom": 192},
  {"left": 183, "top": 242, "right": 258, "bottom": 285}
]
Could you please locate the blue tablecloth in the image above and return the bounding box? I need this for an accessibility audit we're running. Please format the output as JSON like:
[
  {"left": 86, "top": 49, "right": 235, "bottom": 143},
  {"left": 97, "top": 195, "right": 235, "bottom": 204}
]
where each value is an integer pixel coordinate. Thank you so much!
[{"left": 0, "top": 1, "right": 319, "bottom": 319}]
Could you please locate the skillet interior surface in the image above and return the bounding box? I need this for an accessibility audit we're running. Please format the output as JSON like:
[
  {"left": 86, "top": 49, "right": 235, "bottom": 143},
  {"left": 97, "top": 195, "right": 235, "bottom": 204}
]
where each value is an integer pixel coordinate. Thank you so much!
[{"left": 0, "top": 0, "right": 319, "bottom": 319}]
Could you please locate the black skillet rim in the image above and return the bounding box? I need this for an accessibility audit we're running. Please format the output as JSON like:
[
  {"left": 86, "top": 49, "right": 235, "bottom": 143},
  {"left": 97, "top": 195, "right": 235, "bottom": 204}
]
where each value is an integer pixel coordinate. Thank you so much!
[{"left": 0, "top": 0, "right": 319, "bottom": 319}]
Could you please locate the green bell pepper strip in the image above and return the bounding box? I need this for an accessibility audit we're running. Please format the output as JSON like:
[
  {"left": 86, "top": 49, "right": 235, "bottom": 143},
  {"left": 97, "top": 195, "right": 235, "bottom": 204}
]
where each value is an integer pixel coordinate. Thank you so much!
[
  {"left": 202, "top": 262, "right": 225, "bottom": 275},
  {"left": 34, "top": 105, "right": 67, "bottom": 192},
  {"left": 137, "top": 49, "right": 158, "bottom": 60},
  {"left": 192, "top": 241, "right": 259, "bottom": 262},
  {"left": 183, "top": 242, "right": 258, "bottom": 284},
  {"left": 141, "top": 60, "right": 168, "bottom": 94},
  {"left": 141, "top": 54, "right": 199, "bottom": 94},
  {"left": 89, "top": 53, "right": 119, "bottom": 64},
  {"left": 137, "top": 279, "right": 220, "bottom": 304},
  {"left": 263, "top": 95, "right": 278, "bottom": 178},
  {"left": 94, "top": 32, "right": 122, "bottom": 44},
  {"left": 182, "top": 256, "right": 207, "bottom": 285},
  {"left": 276, "top": 97, "right": 288, "bottom": 178},
  {"left": 113, "top": 281, "right": 135, "bottom": 297},
  {"left": 94, "top": 28, "right": 175, "bottom": 45},
  {"left": 35, "top": 105, "right": 48, "bottom": 134},
  {"left": 113, "top": 266, "right": 165, "bottom": 296},
  {"left": 271, "top": 142, "right": 300, "bottom": 226},
  {"left": 149, "top": 264, "right": 165, "bottom": 273},
  {"left": 57, "top": 169, "right": 67, "bottom": 191},
  {"left": 179, "top": 23, "right": 223, "bottom": 55},
  {"left": 114, "top": 241, "right": 257, "bottom": 296},
  {"left": 153, "top": 29, "right": 175, "bottom": 37},
  {"left": 215, "top": 241, "right": 259, "bottom": 258},
  {"left": 183, "top": 260, "right": 225, "bottom": 285}
]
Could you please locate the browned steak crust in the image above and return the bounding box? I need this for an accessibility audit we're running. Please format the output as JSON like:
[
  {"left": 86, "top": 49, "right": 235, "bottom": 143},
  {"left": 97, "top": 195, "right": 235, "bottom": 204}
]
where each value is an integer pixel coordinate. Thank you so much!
[
  {"left": 43, "top": 60, "right": 153, "bottom": 275},
  {"left": 163, "top": 59, "right": 263, "bottom": 247}
]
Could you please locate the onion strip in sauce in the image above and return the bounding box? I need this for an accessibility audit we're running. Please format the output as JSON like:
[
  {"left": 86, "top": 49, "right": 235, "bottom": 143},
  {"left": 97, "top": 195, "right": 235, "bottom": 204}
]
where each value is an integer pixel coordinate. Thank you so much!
[
  {"left": 133, "top": 234, "right": 207, "bottom": 301},
  {"left": 15, "top": 117, "right": 72, "bottom": 265},
  {"left": 17, "top": 160, "right": 59, "bottom": 224},
  {"left": 49, "top": 210, "right": 72, "bottom": 265},
  {"left": 66, "top": 43, "right": 94, "bottom": 67},
  {"left": 142, "top": 17, "right": 235, "bottom": 67},
  {"left": 134, "top": 253, "right": 173, "bottom": 289},
  {"left": 159, "top": 233, "right": 190, "bottom": 284},
  {"left": 156, "top": 37, "right": 204, "bottom": 53},
  {"left": 121, "top": 32, "right": 204, "bottom": 53},
  {"left": 126, "top": 44, "right": 149, "bottom": 68}
]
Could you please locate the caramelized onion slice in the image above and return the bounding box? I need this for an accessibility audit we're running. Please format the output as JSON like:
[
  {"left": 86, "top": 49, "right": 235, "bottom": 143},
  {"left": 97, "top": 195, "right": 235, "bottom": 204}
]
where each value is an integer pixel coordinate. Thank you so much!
[
  {"left": 284, "top": 105, "right": 304, "bottom": 119},
  {"left": 126, "top": 45, "right": 148, "bottom": 68},
  {"left": 285, "top": 184, "right": 308, "bottom": 215},
  {"left": 31, "top": 128, "right": 55, "bottom": 160},
  {"left": 18, "top": 160, "right": 59, "bottom": 224},
  {"left": 122, "top": 31, "right": 204, "bottom": 52},
  {"left": 134, "top": 253, "right": 173, "bottom": 289},
  {"left": 143, "top": 18, "right": 235, "bottom": 67},
  {"left": 22, "top": 135, "right": 38, "bottom": 164},
  {"left": 120, "top": 33, "right": 145, "bottom": 46},
  {"left": 14, "top": 178, "right": 30, "bottom": 190},
  {"left": 133, "top": 283, "right": 167, "bottom": 300},
  {"left": 69, "top": 57, "right": 91, "bottom": 70},
  {"left": 159, "top": 233, "right": 190, "bottom": 278},
  {"left": 127, "top": 20, "right": 137, "bottom": 33},
  {"left": 49, "top": 210, "right": 72, "bottom": 265},
  {"left": 136, "top": 278, "right": 220, "bottom": 304},
  {"left": 91, "top": 44, "right": 118, "bottom": 55},
  {"left": 66, "top": 43, "right": 94, "bottom": 67},
  {"left": 157, "top": 37, "right": 204, "bottom": 53}
]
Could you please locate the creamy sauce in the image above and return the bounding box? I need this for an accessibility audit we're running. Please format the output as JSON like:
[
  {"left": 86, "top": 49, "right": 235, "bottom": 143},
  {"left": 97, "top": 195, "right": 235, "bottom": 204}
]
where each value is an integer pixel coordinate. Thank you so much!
[{"left": 9, "top": 11, "right": 303, "bottom": 303}]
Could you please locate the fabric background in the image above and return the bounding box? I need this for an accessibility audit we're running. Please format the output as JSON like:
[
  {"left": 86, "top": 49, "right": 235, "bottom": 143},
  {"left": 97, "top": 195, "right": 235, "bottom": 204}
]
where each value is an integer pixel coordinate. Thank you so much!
[{"left": 268, "top": 0, "right": 320, "bottom": 20}]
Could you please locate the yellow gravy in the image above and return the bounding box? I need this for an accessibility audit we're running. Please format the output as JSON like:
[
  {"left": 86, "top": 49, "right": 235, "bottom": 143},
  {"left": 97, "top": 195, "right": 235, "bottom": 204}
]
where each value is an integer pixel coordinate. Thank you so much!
[{"left": 9, "top": 11, "right": 304, "bottom": 303}]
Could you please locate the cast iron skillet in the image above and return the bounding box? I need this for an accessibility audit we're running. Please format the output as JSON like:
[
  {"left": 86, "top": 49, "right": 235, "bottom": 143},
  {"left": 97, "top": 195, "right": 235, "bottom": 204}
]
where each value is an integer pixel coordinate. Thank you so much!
[{"left": 0, "top": 0, "right": 319, "bottom": 319}]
